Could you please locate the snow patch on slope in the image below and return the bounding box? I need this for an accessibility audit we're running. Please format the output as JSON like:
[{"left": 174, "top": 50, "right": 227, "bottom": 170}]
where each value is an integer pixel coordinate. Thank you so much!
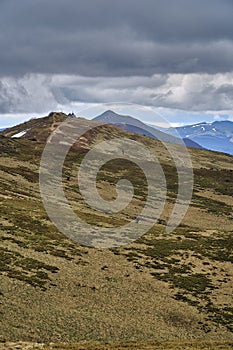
[{"left": 11, "top": 129, "right": 30, "bottom": 138}]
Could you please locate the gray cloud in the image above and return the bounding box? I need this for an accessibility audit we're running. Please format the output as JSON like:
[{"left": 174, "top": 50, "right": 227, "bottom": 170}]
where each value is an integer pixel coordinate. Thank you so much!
[
  {"left": 0, "top": 75, "right": 58, "bottom": 113},
  {"left": 0, "top": 0, "right": 233, "bottom": 77},
  {"left": 1, "top": 73, "right": 233, "bottom": 114}
]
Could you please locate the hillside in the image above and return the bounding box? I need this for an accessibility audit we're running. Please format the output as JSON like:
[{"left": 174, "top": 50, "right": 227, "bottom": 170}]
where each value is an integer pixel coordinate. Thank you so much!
[
  {"left": 1, "top": 112, "right": 68, "bottom": 142},
  {"left": 0, "top": 112, "right": 232, "bottom": 347}
]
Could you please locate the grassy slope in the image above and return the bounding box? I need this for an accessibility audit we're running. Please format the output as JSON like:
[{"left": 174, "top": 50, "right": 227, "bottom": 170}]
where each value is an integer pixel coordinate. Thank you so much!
[{"left": 0, "top": 113, "right": 232, "bottom": 346}]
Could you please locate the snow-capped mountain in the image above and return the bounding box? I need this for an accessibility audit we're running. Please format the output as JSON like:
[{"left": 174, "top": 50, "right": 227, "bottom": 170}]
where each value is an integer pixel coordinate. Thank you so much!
[{"left": 164, "top": 121, "right": 233, "bottom": 155}]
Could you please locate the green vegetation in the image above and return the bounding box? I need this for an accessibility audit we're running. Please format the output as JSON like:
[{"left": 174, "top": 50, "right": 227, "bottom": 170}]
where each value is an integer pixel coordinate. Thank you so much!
[
  {"left": 0, "top": 247, "right": 58, "bottom": 290},
  {"left": 194, "top": 167, "right": 233, "bottom": 196},
  {"left": 112, "top": 227, "right": 233, "bottom": 330}
]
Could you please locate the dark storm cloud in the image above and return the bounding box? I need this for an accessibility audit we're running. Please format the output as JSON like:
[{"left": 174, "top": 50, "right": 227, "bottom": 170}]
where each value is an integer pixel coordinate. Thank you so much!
[{"left": 0, "top": 0, "right": 233, "bottom": 77}]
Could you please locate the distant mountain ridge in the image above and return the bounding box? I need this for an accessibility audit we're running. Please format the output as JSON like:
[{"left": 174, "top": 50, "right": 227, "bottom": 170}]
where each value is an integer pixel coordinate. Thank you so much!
[
  {"left": 165, "top": 121, "right": 233, "bottom": 155},
  {"left": 0, "top": 110, "right": 203, "bottom": 151},
  {"left": 93, "top": 110, "right": 203, "bottom": 149}
]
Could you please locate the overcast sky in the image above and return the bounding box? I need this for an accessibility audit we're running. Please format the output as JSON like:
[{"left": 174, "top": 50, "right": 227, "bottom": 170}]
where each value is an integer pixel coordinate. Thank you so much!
[{"left": 1, "top": 0, "right": 233, "bottom": 127}]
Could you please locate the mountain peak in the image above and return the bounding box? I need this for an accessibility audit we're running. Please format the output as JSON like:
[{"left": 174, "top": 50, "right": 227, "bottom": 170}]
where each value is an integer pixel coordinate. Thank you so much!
[
  {"left": 93, "top": 110, "right": 195, "bottom": 146},
  {"left": 97, "top": 110, "right": 123, "bottom": 118},
  {"left": 104, "top": 109, "right": 117, "bottom": 114}
]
